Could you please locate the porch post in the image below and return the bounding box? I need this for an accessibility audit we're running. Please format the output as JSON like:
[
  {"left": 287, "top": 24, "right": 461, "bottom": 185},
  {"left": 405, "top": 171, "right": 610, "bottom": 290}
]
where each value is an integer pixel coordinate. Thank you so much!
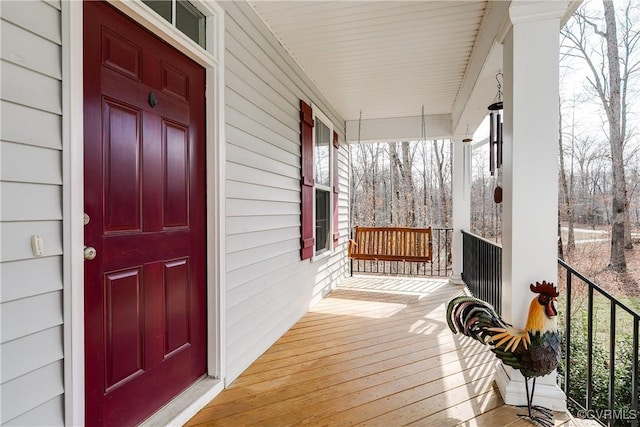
[
  {"left": 497, "top": 1, "right": 568, "bottom": 411},
  {"left": 449, "top": 138, "right": 471, "bottom": 285}
]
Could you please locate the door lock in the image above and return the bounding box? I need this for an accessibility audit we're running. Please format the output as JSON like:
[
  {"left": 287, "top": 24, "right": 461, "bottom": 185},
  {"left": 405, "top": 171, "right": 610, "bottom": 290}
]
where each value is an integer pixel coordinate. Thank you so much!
[{"left": 84, "top": 246, "right": 97, "bottom": 261}]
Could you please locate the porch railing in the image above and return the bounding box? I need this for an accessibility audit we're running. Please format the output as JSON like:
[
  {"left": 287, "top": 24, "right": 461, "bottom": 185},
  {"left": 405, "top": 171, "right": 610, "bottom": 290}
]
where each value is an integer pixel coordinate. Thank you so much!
[
  {"left": 459, "top": 232, "right": 639, "bottom": 425},
  {"left": 349, "top": 227, "right": 452, "bottom": 277},
  {"left": 461, "top": 230, "right": 502, "bottom": 315},
  {"left": 557, "top": 259, "right": 639, "bottom": 427}
]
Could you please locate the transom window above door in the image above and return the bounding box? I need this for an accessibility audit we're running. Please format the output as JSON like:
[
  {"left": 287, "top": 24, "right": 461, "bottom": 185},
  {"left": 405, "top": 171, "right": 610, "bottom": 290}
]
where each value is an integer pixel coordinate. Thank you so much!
[{"left": 142, "top": 0, "right": 206, "bottom": 48}]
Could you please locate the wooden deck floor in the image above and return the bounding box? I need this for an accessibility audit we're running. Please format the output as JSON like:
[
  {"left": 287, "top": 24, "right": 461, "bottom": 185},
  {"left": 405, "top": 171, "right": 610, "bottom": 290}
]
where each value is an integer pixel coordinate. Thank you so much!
[{"left": 186, "top": 276, "right": 573, "bottom": 426}]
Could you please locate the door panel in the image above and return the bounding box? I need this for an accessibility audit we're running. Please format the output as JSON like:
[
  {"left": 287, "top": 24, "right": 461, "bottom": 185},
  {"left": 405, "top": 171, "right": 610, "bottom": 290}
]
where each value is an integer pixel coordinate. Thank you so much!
[
  {"left": 103, "top": 99, "right": 142, "bottom": 233},
  {"left": 83, "top": 2, "right": 207, "bottom": 426},
  {"left": 104, "top": 268, "right": 144, "bottom": 391},
  {"left": 163, "top": 120, "right": 190, "bottom": 228},
  {"left": 164, "top": 258, "right": 191, "bottom": 354}
]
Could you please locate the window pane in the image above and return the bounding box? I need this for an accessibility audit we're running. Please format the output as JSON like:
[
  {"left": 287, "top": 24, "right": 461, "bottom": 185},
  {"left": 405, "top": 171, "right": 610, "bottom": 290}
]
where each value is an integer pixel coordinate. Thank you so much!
[
  {"left": 315, "top": 189, "right": 331, "bottom": 253},
  {"left": 314, "top": 119, "right": 330, "bottom": 187},
  {"left": 176, "top": 0, "right": 206, "bottom": 48},
  {"left": 142, "top": 0, "right": 172, "bottom": 23}
]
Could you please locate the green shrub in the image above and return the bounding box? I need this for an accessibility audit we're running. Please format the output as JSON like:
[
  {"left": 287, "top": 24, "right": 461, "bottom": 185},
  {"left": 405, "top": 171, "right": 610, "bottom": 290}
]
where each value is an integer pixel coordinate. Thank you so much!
[{"left": 558, "top": 313, "right": 638, "bottom": 426}]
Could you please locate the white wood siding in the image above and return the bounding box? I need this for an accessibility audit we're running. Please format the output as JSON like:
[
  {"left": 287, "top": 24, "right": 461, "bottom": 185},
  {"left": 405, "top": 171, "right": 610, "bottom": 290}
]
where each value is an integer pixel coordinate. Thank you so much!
[
  {"left": 221, "top": 2, "right": 350, "bottom": 383},
  {"left": 0, "top": 1, "right": 65, "bottom": 425}
]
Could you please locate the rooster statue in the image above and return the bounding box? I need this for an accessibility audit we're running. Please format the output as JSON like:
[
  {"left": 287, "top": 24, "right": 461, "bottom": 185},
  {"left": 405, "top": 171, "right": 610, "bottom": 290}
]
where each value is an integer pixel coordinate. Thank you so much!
[{"left": 447, "top": 281, "right": 560, "bottom": 427}]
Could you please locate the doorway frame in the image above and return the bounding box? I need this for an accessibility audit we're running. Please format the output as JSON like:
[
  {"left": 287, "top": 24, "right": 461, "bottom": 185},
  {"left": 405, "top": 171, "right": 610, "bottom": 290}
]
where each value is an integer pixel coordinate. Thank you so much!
[{"left": 62, "top": 1, "right": 226, "bottom": 424}]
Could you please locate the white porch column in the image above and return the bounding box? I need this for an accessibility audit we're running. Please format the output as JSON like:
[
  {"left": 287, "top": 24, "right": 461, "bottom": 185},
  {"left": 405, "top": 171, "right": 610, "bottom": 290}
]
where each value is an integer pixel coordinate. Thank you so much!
[
  {"left": 497, "top": 1, "right": 568, "bottom": 411},
  {"left": 449, "top": 138, "right": 471, "bottom": 286}
]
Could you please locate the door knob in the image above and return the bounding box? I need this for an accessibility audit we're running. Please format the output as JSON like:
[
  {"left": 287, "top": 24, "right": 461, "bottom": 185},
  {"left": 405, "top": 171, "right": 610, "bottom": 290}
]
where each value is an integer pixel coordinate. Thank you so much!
[{"left": 84, "top": 246, "right": 97, "bottom": 261}]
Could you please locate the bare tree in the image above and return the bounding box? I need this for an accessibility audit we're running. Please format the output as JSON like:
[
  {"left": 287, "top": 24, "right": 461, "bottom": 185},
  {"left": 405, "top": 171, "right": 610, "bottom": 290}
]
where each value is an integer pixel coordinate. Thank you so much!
[
  {"left": 559, "top": 98, "right": 577, "bottom": 252},
  {"left": 419, "top": 143, "right": 433, "bottom": 226},
  {"left": 350, "top": 140, "right": 452, "bottom": 229},
  {"left": 433, "top": 140, "right": 449, "bottom": 227},
  {"left": 562, "top": 0, "right": 640, "bottom": 271},
  {"left": 388, "top": 141, "right": 418, "bottom": 226}
]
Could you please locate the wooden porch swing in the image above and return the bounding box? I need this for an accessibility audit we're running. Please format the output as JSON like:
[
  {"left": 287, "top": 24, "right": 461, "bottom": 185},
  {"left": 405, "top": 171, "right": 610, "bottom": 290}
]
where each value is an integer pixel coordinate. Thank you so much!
[{"left": 348, "top": 109, "right": 433, "bottom": 273}]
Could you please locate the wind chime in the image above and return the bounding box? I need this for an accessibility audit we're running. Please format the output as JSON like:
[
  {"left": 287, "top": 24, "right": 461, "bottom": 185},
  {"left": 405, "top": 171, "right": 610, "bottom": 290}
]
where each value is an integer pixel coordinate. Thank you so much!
[
  {"left": 489, "top": 72, "right": 503, "bottom": 203},
  {"left": 488, "top": 72, "right": 504, "bottom": 176}
]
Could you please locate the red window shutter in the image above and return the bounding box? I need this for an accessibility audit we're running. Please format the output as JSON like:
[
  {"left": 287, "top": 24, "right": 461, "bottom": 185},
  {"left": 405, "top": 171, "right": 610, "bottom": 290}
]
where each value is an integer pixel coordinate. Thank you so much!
[
  {"left": 300, "top": 100, "right": 315, "bottom": 260},
  {"left": 333, "top": 130, "right": 340, "bottom": 248}
]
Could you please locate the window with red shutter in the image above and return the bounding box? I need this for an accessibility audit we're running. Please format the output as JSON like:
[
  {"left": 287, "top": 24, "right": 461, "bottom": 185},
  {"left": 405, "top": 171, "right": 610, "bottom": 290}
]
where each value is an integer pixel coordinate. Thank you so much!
[
  {"left": 300, "top": 100, "right": 315, "bottom": 260},
  {"left": 333, "top": 131, "right": 340, "bottom": 248},
  {"left": 300, "top": 100, "right": 338, "bottom": 259}
]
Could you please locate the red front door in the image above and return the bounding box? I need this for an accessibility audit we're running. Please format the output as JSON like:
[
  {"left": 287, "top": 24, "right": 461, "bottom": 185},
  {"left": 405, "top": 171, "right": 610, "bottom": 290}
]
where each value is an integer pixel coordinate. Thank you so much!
[{"left": 83, "top": 2, "right": 207, "bottom": 425}]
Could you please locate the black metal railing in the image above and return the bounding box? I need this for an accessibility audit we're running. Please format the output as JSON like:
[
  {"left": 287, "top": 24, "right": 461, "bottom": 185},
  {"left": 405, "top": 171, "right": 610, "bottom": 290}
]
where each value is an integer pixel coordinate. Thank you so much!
[
  {"left": 350, "top": 227, "right": 452, "bottom": 277},
  {"left": 558, "top": 259, "right": 639, "bottom": 427},
  {"left": 461, "top": 230, "right": 502, "bottom": 315}
]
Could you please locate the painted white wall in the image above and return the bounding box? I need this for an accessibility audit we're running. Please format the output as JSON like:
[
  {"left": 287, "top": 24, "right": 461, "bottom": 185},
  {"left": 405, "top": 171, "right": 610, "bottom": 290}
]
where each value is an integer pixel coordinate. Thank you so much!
[
  {"left": 221, "top": 2, "right": 350, "bottom": 383},
  {"left": 1, "top": 1, "right": 66, "bottom": 424}
]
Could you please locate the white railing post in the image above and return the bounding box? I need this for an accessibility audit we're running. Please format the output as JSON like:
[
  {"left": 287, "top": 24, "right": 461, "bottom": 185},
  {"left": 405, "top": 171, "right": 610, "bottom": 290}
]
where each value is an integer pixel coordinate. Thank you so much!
[
  {"left": 497, "top": 0, "right": 569, "bottom": 411},
  {"left": 450, "top": 138, "right": 471, "bottom": 285}
]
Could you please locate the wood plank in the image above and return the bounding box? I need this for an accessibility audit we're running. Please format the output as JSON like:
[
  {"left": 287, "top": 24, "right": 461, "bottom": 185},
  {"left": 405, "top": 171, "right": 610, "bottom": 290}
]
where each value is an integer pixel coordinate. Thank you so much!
[
  {"left": 0, "top": 0, "right": 62, "bottom": 45},
  {"left": 226, "top": 251, "right": 299, "bottom": 292},
  {"left": 280, "top": 302, "right": 459, "bottom": 343},
  {"left": 404, "top": 388, "right": 504, "bottom": 426},
  {"left": 237, "top": 341, "right": 491, "bottom": 394},
  {"left": 0, "top": 256, "right": 63, "bottom": 303},
  {"left": 226, "top": 123, "right": 298, "bottom": 165},
  {"left": 225, "top": 69, "right": 298, "bottom": 131},
  {"left": 338, "top": 374, "right": 497, "bottom": 426},
  {"left": 3, "top": 395, "right": 64, "bottom": 427},
  {"left": 280, "top": 291, "right": 461, "bottom": 334},
  {"left": 193, "top": 353, "right": 496, "bottom": 425},
  {"left": 224, "top": 30, "right": 297, "bottom": 115},
  {"left": 0, "top": 101, "right": 62, "bottom": 149},
  {"left": 225, "top": 235, "right": 298, "bottom": 271},
  {"left": 1, "top": 141, "right": 62, "bottom": 184},
  {"left": 227, "top": 215, "right": 299, "bottom": 236},
  {"left": 228, "top": 340, "right": 492, "bottom": 404},
  {"left": 0, "top": 360, "right": 63, "bottom": 424},
  {"left": 226, "top": 161, "right": 299, "bottom": 193},
  {"left": 226, "top": 107, "right": 299, "bottom": 159},
  {"left": 226, "top": 87, "right": 298, "bottom": 142},
  {"left": 226, "top": 143, "right": 299, "bottom": 179},
  {"left": 462, "top": 404, "right": 573, "bottom": 427},
  {"left": 0, "top": 221, "right": 62, "bottom": 262},
  {"left": 249, "top": 314, "right": 458, "bottom": 368},
  {"left": 226, "top": 225, "right": 299, "bottom": 254},
  {"left": 261, "top": 303, "right": 459, "bottom": 355},
  {"left": 1, "top": 182, "right": 62, "bottom": 221},
  {"left": 0, "top": 61, "right": 61, "bottom": 115},
  {"left": 0, "top": 291, "right": 63, "bottom": 343},
  {"left": 0, "top": 326, "right": 63, "bottom": 383},
  {"left": 1, "top": 19, "right": 61, "bottom": 79},
  {"left": 187, "top": 277, "right": 572, "bottom": 426},
  {"left": 188, "top": 278, "right": 510, "bottom": 425},
  {"left": 226, "top": 198, "right": 299, "bottom": 218}
]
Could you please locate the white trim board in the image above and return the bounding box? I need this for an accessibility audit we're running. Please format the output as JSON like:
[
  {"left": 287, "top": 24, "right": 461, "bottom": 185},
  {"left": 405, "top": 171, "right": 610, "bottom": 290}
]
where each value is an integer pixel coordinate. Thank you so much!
[{"left": 61, "top": 1, "right": 226, "bottom": 424}]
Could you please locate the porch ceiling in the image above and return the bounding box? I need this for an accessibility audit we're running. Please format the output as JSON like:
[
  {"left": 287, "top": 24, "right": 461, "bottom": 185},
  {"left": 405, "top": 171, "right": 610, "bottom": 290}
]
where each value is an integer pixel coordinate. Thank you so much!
[{"left": 248, "top": 1, "right": 509, "bottom": 140}]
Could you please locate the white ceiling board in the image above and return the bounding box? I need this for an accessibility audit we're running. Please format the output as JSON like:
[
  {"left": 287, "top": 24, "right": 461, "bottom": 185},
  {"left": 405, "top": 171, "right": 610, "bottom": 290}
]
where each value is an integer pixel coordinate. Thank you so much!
[{"left": 249, "top": 0, "right": 489, "bottom": 125}]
